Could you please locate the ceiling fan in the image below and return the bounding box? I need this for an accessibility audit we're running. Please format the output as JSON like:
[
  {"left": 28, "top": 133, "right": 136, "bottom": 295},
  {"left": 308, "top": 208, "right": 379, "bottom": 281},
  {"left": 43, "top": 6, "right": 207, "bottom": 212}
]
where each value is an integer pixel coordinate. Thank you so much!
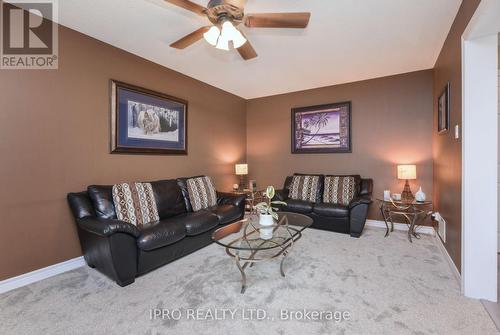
[{"left": 165, "top": 0, "right": 311, "bottom": 60}]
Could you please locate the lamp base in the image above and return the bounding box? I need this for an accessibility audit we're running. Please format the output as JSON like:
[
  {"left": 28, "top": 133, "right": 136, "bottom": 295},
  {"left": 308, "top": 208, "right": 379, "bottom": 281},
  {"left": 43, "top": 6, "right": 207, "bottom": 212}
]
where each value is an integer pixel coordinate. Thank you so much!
[
  {"left": 401, "top": 179, "right": 414, "bottom": 202},
  {"left": 238, "top": 175, "right": 247, "bottom": 191}
]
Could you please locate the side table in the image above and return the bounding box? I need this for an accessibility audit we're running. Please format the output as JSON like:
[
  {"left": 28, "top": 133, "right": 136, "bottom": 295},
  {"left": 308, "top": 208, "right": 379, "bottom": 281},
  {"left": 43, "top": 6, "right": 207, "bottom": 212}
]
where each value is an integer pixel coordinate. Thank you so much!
[
  {"left": 229, "top": 189, "right": 265, "bottom": 212},
  {"left": 377, "top": 198, "right": 433, "bottom": 242}
]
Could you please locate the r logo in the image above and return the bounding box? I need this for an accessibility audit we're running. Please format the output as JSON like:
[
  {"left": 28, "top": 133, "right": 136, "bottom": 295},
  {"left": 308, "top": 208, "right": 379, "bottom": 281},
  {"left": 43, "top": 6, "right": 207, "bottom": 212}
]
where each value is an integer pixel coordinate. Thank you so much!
[
  {"left": 1, "top": 0, "right": 58, "bottom": 69},
  {"left": 2, "top": 2, "right": 53, "bottom": 54}
]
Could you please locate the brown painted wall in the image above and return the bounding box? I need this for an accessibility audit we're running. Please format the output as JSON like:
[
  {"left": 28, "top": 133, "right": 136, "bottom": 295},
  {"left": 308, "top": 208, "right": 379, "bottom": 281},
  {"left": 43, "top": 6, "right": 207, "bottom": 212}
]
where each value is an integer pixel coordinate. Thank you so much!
[
  {"left": 432, "top": 0, "right": 481, "bottom": 273},
  {"left": 246, "top": 70, "right": 434, "bottom": 220},
  {"left": 0, "top": 26, "right": 246, "bottom": 280}
]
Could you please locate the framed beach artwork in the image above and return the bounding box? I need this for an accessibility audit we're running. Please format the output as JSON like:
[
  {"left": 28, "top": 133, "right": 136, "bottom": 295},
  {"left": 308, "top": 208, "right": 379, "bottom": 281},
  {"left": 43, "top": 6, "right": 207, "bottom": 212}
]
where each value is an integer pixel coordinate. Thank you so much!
[
  {"left": 110, "top": 80, "right": 187, "bottom": 154},
  {"left": 291, "top": 102, "right": 352, "bottom": 153}
]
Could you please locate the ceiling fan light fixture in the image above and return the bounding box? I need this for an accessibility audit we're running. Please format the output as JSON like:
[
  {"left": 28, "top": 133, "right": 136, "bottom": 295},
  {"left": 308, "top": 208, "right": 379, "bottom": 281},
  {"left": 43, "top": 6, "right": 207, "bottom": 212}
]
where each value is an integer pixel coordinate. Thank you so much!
[
  {"left": 231, "top": 29, "right": 247, "bottom": 49},
  {"left": 215, "top": 35, "right": 229, "bottom": 50},
  {"left": 220, "top": 20, "right": 246, "bottom": 49},
  {"left": 203, "top": 25, "right": 220, "bottom": 46},
  {"left": 167, "top": 0, "right": 311, "bottom": 60}
]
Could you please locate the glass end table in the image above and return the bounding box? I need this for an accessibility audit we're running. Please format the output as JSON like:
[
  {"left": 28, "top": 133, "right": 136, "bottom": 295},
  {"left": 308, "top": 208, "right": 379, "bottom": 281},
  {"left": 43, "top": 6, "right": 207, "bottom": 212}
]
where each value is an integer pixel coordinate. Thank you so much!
[
  {"left": 229, "top": 189, "right": 265, "bottom": 212},
  {"left": 377, "top": 198, "right": 433, "bottom": 242}
]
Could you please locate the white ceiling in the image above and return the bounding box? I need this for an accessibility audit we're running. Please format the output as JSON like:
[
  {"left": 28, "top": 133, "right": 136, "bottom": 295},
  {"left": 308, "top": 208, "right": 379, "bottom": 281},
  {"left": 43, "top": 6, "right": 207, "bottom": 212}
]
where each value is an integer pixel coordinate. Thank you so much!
[{"left": 57, "top": 0, "right": 461, "bottom": 99}]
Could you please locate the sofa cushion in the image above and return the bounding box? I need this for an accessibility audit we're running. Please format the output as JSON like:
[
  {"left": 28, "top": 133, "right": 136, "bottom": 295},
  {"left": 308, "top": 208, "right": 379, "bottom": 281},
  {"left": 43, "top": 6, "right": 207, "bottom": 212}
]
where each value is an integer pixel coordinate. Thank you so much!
[
  {"left": 137, "top": 220, "right": 186, "bottom": 251},
  {"left": 181, "top": 210, "right": 219, "bottom": 236},
  {"left": 288, "top": 175, "right": 321, "bottom": 202},
  {"left": 323, "top": 175, "right": 360, "bottom": 205},
  {"left": 313, "top": 203, "right": 349, "bottom": 218},
  {"left": 281, "top": 199, "right": 314, "bottom": 214},
  {"left": 208, "top": 204, "right": 242, "bottom": 225},
  {"left": 151, "top": 179, "right": 187, "bottom": 219},
  {"left": 186, "top": 176, "right": 218, "bottom": 211},
  {"left": 177, "top": 176, "right": 204, "bottom": 212},
  {"left": 87, "top": 185, "right": 116, "bottom": 219},
  {"left": 112, "top": 182, "right": 159, "bottom": 227}
]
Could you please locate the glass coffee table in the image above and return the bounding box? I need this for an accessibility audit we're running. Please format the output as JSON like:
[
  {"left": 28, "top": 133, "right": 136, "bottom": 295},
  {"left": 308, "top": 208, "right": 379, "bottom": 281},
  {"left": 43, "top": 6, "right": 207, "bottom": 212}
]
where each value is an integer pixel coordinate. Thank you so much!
[{"left": 212, "top": 212, "right": 313, "bottom": 293}]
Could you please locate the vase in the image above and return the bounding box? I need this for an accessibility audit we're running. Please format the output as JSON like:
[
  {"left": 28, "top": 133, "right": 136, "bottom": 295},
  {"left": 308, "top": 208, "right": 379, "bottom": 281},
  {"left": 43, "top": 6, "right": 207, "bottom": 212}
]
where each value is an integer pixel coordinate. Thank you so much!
[
  {"left": 259, "top": 213, "right": 274, "bottom": 227},
  {"left": 383, "top": 190, "right": 391, "bottom": 201},
  {"left": 415, "top": 187, "right": 426, "bottom": 202},
  {"left": 260, "top": 227, "right": 273, "bottom": 240}
]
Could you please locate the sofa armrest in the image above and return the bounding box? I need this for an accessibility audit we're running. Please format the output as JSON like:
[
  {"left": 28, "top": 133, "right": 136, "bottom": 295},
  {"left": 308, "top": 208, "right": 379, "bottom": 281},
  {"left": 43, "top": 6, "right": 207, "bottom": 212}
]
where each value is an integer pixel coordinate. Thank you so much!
[
  {"left": 217, "top": 192, "right": 246, "bottom": 208},
  {"left": 348, "top": 196, "right": 372, "bottom": 238},
  {"left": 349, "top": 196, "right": 372, "bottom": 209},
  {"left": 273, "top": 189, "right": 288, "bottom": 202},
  {"left": 77, "top": 217, "right": 141, "bottom": 238}
]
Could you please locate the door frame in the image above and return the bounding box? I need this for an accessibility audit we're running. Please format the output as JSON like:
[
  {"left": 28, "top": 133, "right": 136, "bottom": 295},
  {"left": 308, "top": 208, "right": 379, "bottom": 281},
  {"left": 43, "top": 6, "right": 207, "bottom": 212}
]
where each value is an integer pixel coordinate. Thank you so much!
[{"left": 461, "top": 0, "right": 499, "bottom": 302}]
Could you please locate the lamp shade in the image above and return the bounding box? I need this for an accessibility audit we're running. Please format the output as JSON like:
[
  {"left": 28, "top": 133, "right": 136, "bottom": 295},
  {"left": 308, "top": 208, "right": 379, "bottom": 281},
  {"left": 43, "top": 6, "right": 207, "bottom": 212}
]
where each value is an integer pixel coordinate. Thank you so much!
[
  {"left": 235, "top": 164, "right": 248, "bottom": 175},
  {"left": 397, "top": 165, "right": 416, "bottom": 180}
]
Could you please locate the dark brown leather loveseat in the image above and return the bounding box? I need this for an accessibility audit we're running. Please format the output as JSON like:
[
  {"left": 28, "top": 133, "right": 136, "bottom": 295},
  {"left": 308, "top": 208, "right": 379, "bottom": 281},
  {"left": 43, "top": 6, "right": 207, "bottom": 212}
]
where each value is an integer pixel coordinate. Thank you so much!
[
  {"left": 67, "top": 177, "right": 245, "bottom": 287},
  {"left": 274, "top": 174, "right": 373, "bottom": 237}
]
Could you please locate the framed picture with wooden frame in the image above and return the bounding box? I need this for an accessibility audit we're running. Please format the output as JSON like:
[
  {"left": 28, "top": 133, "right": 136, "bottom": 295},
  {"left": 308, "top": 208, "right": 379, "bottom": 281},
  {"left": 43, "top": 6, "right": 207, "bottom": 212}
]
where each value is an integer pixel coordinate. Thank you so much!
[
  {"left": 438, "top": 82, "right": 450, "bottom": 134},
  {"left": 110, "top": 80, "right": 188, "bottom": 155},
  {"left": 291, "top": 102, "right": 352, "bottom": 154}
]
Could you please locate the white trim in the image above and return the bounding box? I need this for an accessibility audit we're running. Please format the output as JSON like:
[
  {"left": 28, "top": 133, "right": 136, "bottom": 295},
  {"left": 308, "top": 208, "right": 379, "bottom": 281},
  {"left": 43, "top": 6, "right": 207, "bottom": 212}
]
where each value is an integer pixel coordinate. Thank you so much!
[
  {"left": 0, "top": 257, "right": 85, "bottom": 294},
  {"left": 435, "top": 233, "right": 461, "bottom": 285},
  {"left": 498, "top": 232, "right": 500, "bottom": 254},
  {"left": 461, "top": 29, "right": 498, "bottom": 301},
  {"left": 365, "top": 219, "right": 436, "bottom": 236}
]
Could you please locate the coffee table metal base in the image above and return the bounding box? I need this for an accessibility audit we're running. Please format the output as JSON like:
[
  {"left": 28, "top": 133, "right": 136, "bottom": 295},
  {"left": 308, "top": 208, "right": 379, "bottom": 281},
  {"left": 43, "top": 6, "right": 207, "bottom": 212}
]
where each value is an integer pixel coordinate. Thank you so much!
[
  {"left": 212, "top": 212, "right": 313, "bottom": 294},
  {"left": 226, "top": 232, "right": 299, "bottom": 294}
]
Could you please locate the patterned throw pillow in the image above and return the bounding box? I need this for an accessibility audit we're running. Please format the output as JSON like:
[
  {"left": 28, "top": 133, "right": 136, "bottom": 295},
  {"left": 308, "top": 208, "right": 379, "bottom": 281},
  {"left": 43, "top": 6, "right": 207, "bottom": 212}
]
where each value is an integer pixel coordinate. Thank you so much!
[
  {"left": 112, "top": 182, "right": 159, "bottom": 227},
  {"left": 288, "top": 175, "right": 321, "bottom": 202},
  {"left": 323, "top": 176, "right": 357, "bottom": 206},
  {"left": 186, "top": 176, "right": 218, "bottom": 211}
]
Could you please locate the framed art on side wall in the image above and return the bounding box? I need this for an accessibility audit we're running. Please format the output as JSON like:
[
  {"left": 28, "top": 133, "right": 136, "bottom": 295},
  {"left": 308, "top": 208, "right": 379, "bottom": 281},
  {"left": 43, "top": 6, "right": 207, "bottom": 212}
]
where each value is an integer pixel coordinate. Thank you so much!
[
  {"left": 110, "top": 80, "right": 187, "bottom": 154},
  {"left": 291, "top": 102, "right": 352, "bottom": 153},
  {"left": 438, "top": 82, "right": 450, "bottom": 134}
]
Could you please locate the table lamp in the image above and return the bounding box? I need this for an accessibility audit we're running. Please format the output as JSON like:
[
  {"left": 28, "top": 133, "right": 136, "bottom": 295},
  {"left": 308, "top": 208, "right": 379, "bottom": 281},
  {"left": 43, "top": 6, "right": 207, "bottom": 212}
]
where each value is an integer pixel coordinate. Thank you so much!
[
  {"left": 397, "top": 164, "right": 416, "bottom": 202},
  {"left": 235, "top": 164, "right": 248, "bottom": 191}
]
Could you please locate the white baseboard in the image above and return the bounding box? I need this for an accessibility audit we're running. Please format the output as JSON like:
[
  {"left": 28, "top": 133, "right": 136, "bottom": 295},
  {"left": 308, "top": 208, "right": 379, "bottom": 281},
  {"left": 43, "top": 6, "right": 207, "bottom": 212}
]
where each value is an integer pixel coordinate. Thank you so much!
[
  {"left": 435, "top": 234, "right": 461, "bottom": 285},
  {"left": 365, "top": 219, "right": 436, "bottom": 236},
  {"left": 0, "top": 256, "right": 85, "bottom": 294}
]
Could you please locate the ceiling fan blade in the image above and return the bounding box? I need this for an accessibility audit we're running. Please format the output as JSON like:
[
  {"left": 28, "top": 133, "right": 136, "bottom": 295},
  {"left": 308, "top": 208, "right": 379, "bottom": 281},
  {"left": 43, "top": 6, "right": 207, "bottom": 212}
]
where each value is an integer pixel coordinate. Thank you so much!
[
  {"left": 245, "top": 12, "right": 311, "bottom": 28},
  {"left": 170, "top": 26, "right": 210, "bottom": 49},
  {"left": 164, "top": 0, "right": 207, "bottom": 16},
  {"left": 237, "top": 39, "right": 257, "bottom": 60}
]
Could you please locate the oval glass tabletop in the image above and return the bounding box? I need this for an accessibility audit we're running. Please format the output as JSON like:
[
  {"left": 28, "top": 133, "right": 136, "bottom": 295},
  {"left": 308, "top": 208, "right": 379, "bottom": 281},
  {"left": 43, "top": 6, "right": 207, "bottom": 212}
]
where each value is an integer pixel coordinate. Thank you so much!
[
  {"left": 211, "top": 212, "right": 313, "bottom": 251},
  {"left": 376, "top": 198, "right": 432, "bottom": 206}
]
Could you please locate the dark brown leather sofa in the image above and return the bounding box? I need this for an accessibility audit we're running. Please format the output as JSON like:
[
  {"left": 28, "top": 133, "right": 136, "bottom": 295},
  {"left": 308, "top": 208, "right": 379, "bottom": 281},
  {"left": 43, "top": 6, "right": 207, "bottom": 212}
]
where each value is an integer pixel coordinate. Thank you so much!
[
  {"left": 274, "top": 174, "right": 373, "bottom": 237},
  {"left": 67, "top": 177, "right": 245, "bottom": 287}
]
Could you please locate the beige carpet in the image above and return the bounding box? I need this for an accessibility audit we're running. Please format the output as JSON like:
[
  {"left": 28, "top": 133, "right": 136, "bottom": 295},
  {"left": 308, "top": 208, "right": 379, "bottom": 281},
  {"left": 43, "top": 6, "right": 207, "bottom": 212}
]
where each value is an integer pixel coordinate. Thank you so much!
[{"left": 0, "top": 227, "right": 498, "bottom": 335}]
